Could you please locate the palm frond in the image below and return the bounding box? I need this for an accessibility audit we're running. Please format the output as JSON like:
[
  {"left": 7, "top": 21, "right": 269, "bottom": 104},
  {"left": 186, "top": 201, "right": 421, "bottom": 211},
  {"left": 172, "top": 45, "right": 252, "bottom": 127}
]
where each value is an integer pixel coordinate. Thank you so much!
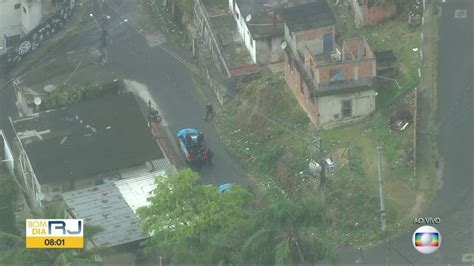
[
  {"left": 43, "top": 201, "right": 66, "bottom": 219},
  {"left": 274, "top": 238, "right": 292, "bottom": 266},
  {"left": 242, "top": 228, "right": 277, "bottom": 264},
  {"left": 0, "top": 231, "right": 24, "bottom": 243}
]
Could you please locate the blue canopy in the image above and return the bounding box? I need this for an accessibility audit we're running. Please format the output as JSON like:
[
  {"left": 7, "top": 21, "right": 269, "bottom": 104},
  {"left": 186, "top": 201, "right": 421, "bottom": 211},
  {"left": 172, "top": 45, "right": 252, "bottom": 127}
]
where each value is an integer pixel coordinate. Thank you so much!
[{"left": 218, "top": 183, "right": 233, "bottom": 193}]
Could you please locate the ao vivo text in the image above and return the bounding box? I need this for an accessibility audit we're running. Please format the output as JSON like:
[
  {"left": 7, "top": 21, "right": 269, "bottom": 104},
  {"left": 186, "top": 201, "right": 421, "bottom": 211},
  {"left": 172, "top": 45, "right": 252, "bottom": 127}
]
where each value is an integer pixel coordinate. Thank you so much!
[{"left": 413, "top": 217, "right": 441, "bottom": 224}]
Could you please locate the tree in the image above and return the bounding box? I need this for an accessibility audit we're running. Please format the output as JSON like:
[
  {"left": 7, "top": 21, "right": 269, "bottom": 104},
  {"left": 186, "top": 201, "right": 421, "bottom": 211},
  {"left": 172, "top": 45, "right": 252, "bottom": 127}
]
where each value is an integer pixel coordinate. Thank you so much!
[
  {"left": 137, "top": 168, "right": 253, "bottom": 264},
  {"left": 242, "top": 196, "right": 335, "bottom": 265},
  {"left": 0, "top": 201, "right": 106, "bottom": 265}
]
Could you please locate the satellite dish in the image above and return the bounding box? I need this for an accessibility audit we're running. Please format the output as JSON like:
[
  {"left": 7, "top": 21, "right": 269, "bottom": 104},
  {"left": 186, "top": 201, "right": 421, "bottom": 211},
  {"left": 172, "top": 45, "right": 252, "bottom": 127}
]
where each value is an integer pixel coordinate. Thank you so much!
[
  {"left": 44, "top": 84, "right": 57, "bottom": 93},
  {"left": 245, "top": 14, "right": 252, "bottom": 22},
  {"left": 280, "top": 41, "right": 287, "bottom": 50},
  {"left": 34, "top": 97, "right": 42, "bottom": 106}
]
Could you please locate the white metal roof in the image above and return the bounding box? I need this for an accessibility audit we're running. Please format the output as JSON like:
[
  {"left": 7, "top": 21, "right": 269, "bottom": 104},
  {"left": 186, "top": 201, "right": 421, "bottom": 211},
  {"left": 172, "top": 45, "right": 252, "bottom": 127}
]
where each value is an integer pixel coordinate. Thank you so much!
[{"left": 63, "top": 171, "right": 167, "bottom": 248}]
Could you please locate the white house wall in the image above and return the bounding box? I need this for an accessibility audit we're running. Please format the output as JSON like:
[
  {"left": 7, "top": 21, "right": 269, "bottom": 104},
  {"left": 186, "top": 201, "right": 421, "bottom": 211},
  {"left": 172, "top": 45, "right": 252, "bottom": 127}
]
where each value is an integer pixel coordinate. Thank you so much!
[
  {"left": 232, "top": 1, "right": 257, "bottom": 63},
  {"left": 318, "top": 90, "right": 376, "bottom": 125},
  {"left": 0, "top": 0, "right": 22, "bottom": 54},
  {"left": 1, "top": 130, "right": 15, "bottom": 176},
  {"left": 229, "top": 0, "right": 234, "bottom": 13},
  {"left": 21, "top": 0, "right": 43, "bottom": 34}
]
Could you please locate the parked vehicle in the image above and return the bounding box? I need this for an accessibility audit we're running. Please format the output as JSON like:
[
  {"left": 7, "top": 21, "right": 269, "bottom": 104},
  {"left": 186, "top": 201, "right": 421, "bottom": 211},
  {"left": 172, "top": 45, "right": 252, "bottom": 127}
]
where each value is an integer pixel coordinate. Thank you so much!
[
  {"left": 176, "top": 128, "right": 212, "bottom": 169},
  {"left": 218, "top": 183, "right": 233, "bottom": 193}
]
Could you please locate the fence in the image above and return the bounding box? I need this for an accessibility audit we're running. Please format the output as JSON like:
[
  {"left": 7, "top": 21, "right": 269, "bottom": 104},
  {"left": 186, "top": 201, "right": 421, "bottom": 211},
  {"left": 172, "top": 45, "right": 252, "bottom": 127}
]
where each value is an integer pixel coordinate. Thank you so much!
[{"left": 193, "top": 0, "right": 231, "bottom": 77}]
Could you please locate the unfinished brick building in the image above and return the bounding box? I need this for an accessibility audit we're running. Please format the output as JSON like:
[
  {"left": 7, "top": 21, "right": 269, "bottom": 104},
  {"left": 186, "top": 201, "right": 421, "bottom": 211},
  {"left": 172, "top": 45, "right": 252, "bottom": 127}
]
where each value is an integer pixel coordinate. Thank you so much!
[{"left": 282, "top": 1, "right": 377, "bottom": 128}]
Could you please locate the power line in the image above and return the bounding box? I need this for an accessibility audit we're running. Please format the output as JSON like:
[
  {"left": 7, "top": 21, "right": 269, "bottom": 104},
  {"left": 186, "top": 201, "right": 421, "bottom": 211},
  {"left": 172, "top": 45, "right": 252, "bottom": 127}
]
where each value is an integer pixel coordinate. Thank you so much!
[{"left": 108, "top": 0, "right": 321, "bottom": 143}]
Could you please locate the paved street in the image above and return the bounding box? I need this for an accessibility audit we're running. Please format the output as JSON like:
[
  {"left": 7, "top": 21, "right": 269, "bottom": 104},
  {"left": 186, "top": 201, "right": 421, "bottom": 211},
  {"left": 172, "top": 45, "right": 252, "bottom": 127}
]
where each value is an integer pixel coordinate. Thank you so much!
[
  {"left": 334, "top": 0, "right": 473, "bottom": 265},
  {"left": 103, "top": 1, "right": 249, "bottom": 186},
  {"left": 9, "top": 0, "right": 249, "bottom": 187},
  {"left": 1, "top": 0, "right": 471, "bottom": 264}
]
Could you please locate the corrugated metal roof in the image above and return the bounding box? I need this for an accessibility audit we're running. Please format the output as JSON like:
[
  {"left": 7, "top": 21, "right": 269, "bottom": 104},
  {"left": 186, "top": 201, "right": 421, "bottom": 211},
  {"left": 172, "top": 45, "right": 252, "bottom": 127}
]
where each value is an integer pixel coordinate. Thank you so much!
[
  {"left": 151, "top": 158, "right": 177, "bottom": 175},
  {"left": 63, "top": 171, "right": 167, "bottom": 248},
  {"left": 115, "top": 172, "right": 166, "bottom": 212}
]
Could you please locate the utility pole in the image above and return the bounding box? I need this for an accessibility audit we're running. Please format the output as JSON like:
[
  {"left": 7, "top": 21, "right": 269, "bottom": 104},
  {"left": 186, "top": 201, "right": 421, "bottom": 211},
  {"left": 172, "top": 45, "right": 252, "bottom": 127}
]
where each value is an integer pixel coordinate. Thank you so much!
[
  {"left": 376, "top": 140, "right": 387, "bottom": 232},
  {"left": 100, "top": 23, "right": 108, "bottom": 63},
  {"left": 319, "top": 137, "right": 326, "bottom": 188},
  {"left": 95, "top": 0, "right": 108, "bottom": 64}
]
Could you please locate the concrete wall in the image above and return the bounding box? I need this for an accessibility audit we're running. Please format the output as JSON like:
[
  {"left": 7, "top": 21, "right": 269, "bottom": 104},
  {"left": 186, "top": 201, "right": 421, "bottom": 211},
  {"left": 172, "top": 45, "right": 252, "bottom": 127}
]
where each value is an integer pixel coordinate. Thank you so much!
[
  {"left": 285, "top": 24, "right": 335, "bottom": 57},
  {"left": 316, "top": 58, "right": 375, "bottom": 84},
  {"left": 318, "top": 89, "right": 376, "bottom": 125},
  {"left": 255, "top": 35, "right": 284, "bottom": 64},
  {"left": 351, "top": 0, "right": 396, "bottom": 27},
  {"left": 0, "top": 0, "right": 22, "bottom": 54},
  {"left": 285, "top": 52, "right": 320, "bottom": 126},
  {"left": 232, "top": 1, "right": 257, "bottom": 63},
  {"left": 21, "top": 0, "right": 43, "bottom": 34},
  {"left": 352, "top": 0, "right": 364, "bottom": 27},
  {"left": 7, "top": 0, "right": 75, "bottom": 64},
  {"left": 285, "top": 49, "right": 376, "bottom": 128},
  {"left": 10, "top": 135, "right": 42, "bottom": 209}
]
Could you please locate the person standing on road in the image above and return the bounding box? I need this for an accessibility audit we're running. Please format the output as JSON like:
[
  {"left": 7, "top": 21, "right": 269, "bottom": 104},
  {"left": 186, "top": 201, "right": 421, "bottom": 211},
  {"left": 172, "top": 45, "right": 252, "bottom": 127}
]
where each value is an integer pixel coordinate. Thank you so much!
[{"left": 205, "top": 103, "right": 214, "bottom": 121}]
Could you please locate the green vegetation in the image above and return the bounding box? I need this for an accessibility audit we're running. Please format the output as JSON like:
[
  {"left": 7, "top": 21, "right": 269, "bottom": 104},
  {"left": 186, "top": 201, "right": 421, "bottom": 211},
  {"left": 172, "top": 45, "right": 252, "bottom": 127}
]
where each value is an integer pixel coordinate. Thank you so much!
[
  {"left": 0, "top": 171, "right": 18, "bottom": 236},
  {"left": 216, "top": 68, "right": 417, "bottom": 245},
  {"left": 137, "top": 169, "right": 335, "bottom": 264},
  {"left": 216, "top": 73, "right": 313, "bottom": 200},
  {"left": 0, "top": 201, "right": 105, "bottom": 265},
  {"left": 44, "top": 82, "right": 123, "bottom": 110},
  {"left": 242, "top": 196, "right": 335, "bottom": 265},
  {"left": 137, "top": 169, "right": 253, "bottom": 264},
  {"left": 331, "top": 0, "right": 421, "bottom": 93}
]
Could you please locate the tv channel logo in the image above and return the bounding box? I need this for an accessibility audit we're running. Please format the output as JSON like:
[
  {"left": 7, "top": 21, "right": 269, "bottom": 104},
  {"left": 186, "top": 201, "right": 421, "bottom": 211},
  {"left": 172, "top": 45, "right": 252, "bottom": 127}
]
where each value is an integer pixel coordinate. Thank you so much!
[
  {"left": 412, "top": 225, "right": 441, "bottom": 254},
  {"left": 26, "top": 219, "right": 83, "bottom": 249}
]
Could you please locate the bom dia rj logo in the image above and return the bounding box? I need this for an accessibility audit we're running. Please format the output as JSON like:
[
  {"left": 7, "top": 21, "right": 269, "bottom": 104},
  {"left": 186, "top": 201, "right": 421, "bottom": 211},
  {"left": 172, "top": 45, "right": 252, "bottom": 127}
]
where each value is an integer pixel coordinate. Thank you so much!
[{"left": 26, "top": 219, "right": 84, "bottom": 249}]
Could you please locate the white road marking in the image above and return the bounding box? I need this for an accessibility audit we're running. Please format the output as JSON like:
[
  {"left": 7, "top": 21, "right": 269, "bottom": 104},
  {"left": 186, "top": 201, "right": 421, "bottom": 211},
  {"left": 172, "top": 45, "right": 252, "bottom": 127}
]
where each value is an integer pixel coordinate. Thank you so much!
[{"left": 462, "top": 253, "right": 474, "bottom": 262}]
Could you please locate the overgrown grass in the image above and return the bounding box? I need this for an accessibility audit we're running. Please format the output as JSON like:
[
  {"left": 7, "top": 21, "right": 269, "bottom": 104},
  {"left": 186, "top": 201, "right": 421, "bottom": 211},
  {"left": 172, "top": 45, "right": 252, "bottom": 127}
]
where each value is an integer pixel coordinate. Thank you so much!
[
  {"left": 330, "top": 0, "right": 421, "bottom": 94},
  {"left": 215, "top": 72, "right": 313, "bottom": 198},
  {"left": 201, "top": 0, "right": 430, "bottom": 246},
  {"left": 215, "top": 71, "right": 415, "bottom": 245}
]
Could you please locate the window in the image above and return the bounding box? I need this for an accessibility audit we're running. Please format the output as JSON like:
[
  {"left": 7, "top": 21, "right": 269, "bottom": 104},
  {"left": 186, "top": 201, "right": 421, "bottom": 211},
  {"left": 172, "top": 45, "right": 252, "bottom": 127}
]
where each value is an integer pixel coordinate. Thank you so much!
[
  {"left": 329, "top": 68, "right": 344, "bottom": 81},
  {"left": 341, "top": 99, "right": 352, "bottom": 118},
  {"left": 23, "top": 6, "right": 27, "bottom": 14},
  {"left": 235, "top": 11, "right": 240, "bottom": 20},
  {"left": 14, "top": 3, "right": 20, "bottom": 9}
]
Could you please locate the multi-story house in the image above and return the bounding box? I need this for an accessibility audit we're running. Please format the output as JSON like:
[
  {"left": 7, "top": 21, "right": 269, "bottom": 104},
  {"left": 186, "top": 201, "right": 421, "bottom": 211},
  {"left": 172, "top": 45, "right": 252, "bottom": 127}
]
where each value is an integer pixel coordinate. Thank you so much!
[{"left": 282, "top": 1, "right": 378, "bottom": 127}]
